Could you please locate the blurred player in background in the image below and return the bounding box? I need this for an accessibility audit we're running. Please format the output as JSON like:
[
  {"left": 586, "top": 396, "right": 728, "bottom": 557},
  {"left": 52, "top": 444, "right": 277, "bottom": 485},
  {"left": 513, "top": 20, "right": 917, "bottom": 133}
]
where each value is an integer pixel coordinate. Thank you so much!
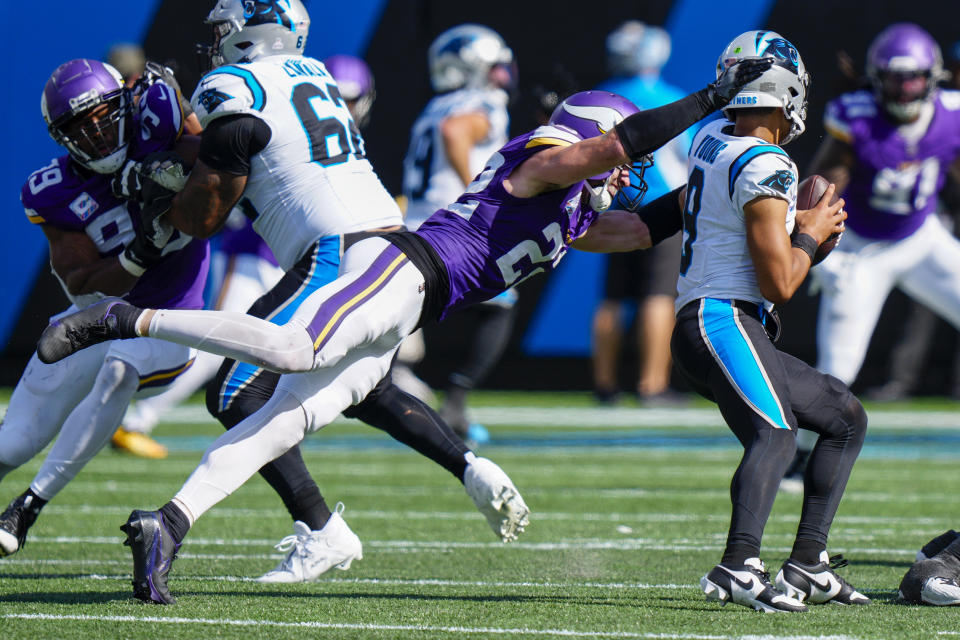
[
  {"left": 899, "top": 529, "right": 960, "bottom": 606},
  {"left": 783, "top": 23, "right": 960, "bottom": 489},
  {"left": 591, "top": 21, "right": 690, "bottom": 405},
  {"left": 669, "top": 31, "right": 869, "bottom": 612},
  {"left": 401, "top": 24, "right": 517, "bottom": 441},
  {"left": 41, "top": 48, "right": 773, "bottom": 604},
  {"left": 322, "top": 54, "right": 376, "bottom": 129},
  {"left": 0, "top": 58, "right": 209, "bottom": 557}
]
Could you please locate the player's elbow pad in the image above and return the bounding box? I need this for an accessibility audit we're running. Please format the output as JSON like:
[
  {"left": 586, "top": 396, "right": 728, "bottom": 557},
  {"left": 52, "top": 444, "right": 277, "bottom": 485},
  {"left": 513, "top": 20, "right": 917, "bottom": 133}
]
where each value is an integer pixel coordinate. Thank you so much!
[
  {"left": 614, "top": 89, "right": 714, "bottom": 161},
  {"left": 635, "top": 187, "right": 684, "bottom": 245}
]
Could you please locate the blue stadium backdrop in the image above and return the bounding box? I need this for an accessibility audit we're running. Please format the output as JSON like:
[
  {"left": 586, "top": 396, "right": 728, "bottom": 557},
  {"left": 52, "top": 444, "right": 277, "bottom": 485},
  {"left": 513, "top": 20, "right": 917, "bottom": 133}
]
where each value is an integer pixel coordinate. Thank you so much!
[{"left": 3, "top": 0, "right": 959, "bottom": 393}]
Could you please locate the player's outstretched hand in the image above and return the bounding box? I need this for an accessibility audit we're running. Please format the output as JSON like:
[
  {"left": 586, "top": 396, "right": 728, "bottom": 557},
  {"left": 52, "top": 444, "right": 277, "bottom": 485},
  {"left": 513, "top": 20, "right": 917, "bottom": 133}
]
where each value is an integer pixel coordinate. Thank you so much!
[
  {"left": 118, "top": 178, "right": 176, "bottom": 277},
  {"left": 708, "top": 58, "right": 775, "bottom": 108}
]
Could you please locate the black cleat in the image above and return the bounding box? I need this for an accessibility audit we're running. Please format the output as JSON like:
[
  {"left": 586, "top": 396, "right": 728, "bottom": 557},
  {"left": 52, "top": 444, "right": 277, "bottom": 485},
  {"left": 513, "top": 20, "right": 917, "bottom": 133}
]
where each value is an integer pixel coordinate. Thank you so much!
[
  {"left": 917, "top": 530, "right": 960, "bottom": 562},
  {"left": 775, "top": 552, "right": 871, "bottom": 605},
  {"left": 37, "top": 298, "right": 140, "bottom": 364},
  {"left": 701, "top": 557, "right": 808, "bottom": 612},
  {"left": 121, "top": 509, "right": 180, "bottom": 604},
  {"left": 900, "top": 554, "right": 960, "bottom": 606},
  {"left": 0, "top": 494, "right": 39, "bottom": 557}
]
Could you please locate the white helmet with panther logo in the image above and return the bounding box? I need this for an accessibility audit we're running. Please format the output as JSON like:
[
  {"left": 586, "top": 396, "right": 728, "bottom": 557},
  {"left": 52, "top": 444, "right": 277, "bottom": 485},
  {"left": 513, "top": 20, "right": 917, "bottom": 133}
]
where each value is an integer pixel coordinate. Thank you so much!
[
  {"left": 200, "top": 0, "right": 310, "bottom": 70},
  {"left": 716, "top": 30, "right": 810, "bottom": 144}
]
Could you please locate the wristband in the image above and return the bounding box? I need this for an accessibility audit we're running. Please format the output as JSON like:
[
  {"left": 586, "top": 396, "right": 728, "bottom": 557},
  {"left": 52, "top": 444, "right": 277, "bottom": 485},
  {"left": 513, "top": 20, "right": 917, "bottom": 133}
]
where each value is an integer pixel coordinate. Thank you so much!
[{"left": 791, "top": 232, "right": 818, "bottom": 263}]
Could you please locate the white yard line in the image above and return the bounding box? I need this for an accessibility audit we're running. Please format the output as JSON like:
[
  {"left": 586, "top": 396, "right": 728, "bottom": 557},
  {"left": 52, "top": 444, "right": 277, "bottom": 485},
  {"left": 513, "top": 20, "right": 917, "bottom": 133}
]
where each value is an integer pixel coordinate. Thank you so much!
[{"left": 0, "top": 614, "right": 873, "bottom": 639}]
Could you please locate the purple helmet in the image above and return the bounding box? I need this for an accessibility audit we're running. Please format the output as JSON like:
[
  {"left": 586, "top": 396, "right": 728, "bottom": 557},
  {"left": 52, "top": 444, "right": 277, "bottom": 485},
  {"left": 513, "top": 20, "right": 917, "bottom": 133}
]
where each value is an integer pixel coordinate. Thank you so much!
[
  {"left": 323, "top": 54, "right": 376, "bottom": 128},
  {"left": 548, "top": 91, "right": 651, "bottom": 210},
  {"left": 41, "top": 59, "right": 132, "bottom": 173},
  {"left": 867, "top": 23, "right": 945, "bottom": 122}
]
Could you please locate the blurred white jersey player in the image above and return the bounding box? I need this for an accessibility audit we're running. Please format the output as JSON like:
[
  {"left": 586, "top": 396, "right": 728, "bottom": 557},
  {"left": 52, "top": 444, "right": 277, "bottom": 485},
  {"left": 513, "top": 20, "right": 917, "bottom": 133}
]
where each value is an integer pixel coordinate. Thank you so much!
[{"left": 400, "top": 24, "right": 516, "bottom": 439}]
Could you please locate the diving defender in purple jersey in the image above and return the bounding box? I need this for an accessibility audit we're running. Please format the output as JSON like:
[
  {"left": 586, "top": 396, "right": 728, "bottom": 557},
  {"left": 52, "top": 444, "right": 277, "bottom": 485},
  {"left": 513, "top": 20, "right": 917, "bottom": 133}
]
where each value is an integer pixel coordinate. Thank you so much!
[
  {"left": 0, "top": 59, "right": 209, "bottom": 558},
  {"left": 37, "top": 56, "right": 772, "bottom": 603},
  {"left": 783, "top": 23, "right": 960, "bottom": 489}
]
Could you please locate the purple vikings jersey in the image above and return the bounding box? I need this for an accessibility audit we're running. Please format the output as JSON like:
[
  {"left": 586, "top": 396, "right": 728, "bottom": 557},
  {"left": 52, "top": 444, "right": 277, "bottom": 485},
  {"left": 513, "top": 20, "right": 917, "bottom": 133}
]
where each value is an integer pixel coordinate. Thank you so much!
[
  {"left": 824, "top": 89, "right": 960, "bottom": 240},
  {"left": 21, "top": 81, "right": 209, "bottom": 309},
  {"left": 416, "top": 125, "right": 599, "bottom": 319}
]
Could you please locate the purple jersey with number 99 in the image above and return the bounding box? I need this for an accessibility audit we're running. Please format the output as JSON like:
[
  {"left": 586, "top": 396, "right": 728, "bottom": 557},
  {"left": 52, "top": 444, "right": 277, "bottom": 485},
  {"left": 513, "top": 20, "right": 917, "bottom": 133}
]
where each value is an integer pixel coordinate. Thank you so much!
[
  {"left": 823, "top": 88, "right": 960, "bottom": 240},
  {"left": 415, "top": 125, "right": 600, "bottom": 319}
]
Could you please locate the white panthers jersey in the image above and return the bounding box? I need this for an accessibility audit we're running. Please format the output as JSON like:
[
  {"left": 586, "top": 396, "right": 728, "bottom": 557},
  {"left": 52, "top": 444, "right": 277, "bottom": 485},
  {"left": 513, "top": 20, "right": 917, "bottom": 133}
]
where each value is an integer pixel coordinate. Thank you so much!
[
  {"left": 401, "top": 87, "right": 509, "bottom": 229},
  {"left": 191, "top": 55, "right": 403, "bottom": 270},
  {"left": 675, "top": 118, "right": 799, "bottom": 311}
]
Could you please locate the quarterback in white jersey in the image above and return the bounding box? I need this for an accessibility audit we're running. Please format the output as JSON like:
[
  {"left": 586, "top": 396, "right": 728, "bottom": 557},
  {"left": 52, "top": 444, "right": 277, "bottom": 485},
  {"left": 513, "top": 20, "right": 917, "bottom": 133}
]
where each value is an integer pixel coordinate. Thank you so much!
[
  {"left": 192, "top": 54, "right": 402, "bottom": 270},
  {"left": 672, "top": 31, "right": 870, "bottom": 613}
]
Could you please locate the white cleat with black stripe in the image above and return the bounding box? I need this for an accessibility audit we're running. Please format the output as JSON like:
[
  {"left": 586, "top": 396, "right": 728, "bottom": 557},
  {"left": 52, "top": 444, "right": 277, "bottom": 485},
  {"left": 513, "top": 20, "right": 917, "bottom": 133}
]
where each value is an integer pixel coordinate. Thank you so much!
[
  {"left": 701, "top": 557, "right": 808, "bottom": 612},
  {"left": 775, "top": 552, "right": 871, "bottom": 605}
]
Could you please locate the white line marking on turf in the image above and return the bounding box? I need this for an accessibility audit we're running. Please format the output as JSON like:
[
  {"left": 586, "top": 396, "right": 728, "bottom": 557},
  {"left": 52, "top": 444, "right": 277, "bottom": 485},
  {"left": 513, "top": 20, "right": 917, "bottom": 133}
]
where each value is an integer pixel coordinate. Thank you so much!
[{"left": 0, "top": 614, "right": 869, "bottom": 639}]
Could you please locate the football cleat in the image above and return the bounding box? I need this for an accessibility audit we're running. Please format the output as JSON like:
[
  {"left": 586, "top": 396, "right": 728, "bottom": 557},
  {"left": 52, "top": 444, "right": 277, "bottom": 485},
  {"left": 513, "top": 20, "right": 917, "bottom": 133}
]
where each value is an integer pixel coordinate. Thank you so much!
[
  {"left": 111, "top": 427, "right": 168, "bottom": 459},
  {"left": 701, "top": 557, "right": 808, "bottom": 613},
  {"left": 121, "top": 509, "right": 180, "bottom": 604},
  {"left": 775, "top": 552, "right": 871, "bottom": 605},
  {"left": 900, "top": 554, "right": 960, "bottom": 606},
  {"left": 463, "top": 456, "right": 530, "bottom": 543},
  {"left": 0, "top": 493, "right": 40, "bottom": 557},
  {"left": 37, "top": 298, "right": 139, "bottom": 364},
  {"left": 916, "top": 530, "right": 960, "bottom": 562},
  {"left": 256, "top": 504, "right": 363, "bottom": 583}
]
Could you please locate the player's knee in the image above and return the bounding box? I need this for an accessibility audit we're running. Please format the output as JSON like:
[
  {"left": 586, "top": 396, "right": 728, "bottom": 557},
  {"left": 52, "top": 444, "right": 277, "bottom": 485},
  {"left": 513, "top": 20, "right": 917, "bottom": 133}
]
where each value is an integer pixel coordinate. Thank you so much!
[
  {"left": 96, "top": 357, "right": 140, "bottom": 395},
  {"left": 840, "top": 391, "right": 868, "bottom": 445},
  {"left": 770, "top": 426, "right": 798, "bottom": 464},
  {"left": 0, "top": 419, "right": 41, "bottom": 468}
]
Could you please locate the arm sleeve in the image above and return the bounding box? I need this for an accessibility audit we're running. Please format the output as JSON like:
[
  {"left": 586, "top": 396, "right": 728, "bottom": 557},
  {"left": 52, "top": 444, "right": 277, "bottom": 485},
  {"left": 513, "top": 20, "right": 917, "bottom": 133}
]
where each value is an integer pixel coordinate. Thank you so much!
[
  {"left": 197, "top": 114, "right": 272, "bottom": 176},
  {"left": 614, "top": 88, "right": 716, "bottom": 161},
  {"left": 634, "top": 186, "right": 684, "bottom": 245}
]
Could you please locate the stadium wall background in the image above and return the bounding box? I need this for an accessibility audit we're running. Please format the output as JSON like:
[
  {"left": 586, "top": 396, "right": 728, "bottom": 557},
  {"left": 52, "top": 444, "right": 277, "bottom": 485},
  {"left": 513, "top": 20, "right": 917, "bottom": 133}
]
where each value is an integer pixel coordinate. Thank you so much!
[{"left": 2, "top": 0, "right": 958, "bottom": 394}]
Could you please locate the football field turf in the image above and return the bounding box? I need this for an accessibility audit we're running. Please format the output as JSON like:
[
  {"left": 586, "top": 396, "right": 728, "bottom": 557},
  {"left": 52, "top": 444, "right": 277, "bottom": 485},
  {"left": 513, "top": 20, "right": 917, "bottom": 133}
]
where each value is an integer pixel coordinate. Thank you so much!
[{"left": 1, "top": 391, "right": 959, "bottom": 639}]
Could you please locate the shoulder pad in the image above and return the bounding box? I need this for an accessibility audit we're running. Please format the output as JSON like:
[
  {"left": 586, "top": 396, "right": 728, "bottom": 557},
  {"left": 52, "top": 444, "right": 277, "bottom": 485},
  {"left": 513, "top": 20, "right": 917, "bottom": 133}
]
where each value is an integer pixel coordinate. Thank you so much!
[
  {"left": 525, "top": 125, "right": 580, "bottom": 148},
  {"left": 191, "top": 66, "right": 267, "bottom": 128},
  {"left": 134, "top": 82, "right": 184, "bottom": 150},
  {"left": 727, "top": 143, "right": 792, "bottom": 198}
]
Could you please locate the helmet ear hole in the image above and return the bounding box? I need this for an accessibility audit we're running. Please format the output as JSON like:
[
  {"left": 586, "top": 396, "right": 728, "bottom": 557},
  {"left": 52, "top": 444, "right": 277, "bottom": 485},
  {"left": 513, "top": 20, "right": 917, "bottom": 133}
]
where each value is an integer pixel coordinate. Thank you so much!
[{"left": 788, "top": 87, "right": 799, "bottom": 97}]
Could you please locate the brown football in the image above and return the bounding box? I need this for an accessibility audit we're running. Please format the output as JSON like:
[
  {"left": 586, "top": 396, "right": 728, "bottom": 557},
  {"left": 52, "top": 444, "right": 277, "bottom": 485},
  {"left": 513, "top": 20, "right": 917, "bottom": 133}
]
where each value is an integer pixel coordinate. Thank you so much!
[{"left": 796, "top": 174, "right": 841, "bottom": 265}]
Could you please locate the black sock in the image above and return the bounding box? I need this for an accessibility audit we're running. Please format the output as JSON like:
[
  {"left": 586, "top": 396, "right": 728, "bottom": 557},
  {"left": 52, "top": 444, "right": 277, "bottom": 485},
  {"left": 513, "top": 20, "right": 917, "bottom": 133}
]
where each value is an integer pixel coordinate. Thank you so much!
[
  {"left": 292, "top": 486, "right": 332, "bottom": 531},
  {"left": 158, "top": 502, "right": 191, "bottom": 544},
  {"left": 721, "top": 543, "right": 759, "bottom": 566},
  {"left": 111, "top": 303, "right": 144, "bottom": 338},
  {"left": 790, "top": 539, "right": 825, "bottom": 565}
]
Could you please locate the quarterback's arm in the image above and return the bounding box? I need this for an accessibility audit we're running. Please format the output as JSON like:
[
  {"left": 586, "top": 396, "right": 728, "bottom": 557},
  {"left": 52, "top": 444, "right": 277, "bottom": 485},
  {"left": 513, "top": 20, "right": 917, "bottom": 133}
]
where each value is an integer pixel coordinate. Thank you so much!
[
  {"left": 42, "top": 225, "right": 138, "bottom": 296},
  {"left": 166, "top": 114, "right": 268, "bottom": 238},
  {"left": 441, "top": 112, "right": 490, "bottom": 187},
  {"left": 807, "top": 135, "right": 855, "bottom": 194},
  {"left": 745, "top": 187, "right": 845, "bottom": 304}
]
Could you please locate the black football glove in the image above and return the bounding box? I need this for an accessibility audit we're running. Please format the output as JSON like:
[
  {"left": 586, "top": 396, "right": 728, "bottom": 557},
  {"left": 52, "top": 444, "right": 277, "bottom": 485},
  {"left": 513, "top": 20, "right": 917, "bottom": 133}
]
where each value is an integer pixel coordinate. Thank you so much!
[
  {"left": 707, "top": 57, "right": 775, "bottom": 108},
  {"left": 118, "top": 179, "right": 176, "bottom": 277},
  {"left": 111, "top": 159, "right": 143, "bottom": 200}
]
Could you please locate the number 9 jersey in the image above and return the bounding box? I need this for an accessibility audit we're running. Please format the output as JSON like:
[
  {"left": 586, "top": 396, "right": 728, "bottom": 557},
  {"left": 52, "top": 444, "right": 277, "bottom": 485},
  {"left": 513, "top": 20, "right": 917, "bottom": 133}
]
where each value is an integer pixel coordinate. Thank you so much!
[
  {"left": 675, "top": 118, "right": 799, "bottom": 312},
  {"left": 191, "top": 55, "right": 403, "bottom": 271}
]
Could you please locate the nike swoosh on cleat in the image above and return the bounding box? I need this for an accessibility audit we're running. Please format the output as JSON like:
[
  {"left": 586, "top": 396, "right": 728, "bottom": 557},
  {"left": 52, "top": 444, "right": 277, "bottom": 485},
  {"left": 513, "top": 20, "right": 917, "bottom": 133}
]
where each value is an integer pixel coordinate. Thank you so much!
[
  {"left": 719, "top": 567, "right": 758, "bottom": 591},
  {"left": 788, "top": 565, "right": 838, "bottom": 594}
]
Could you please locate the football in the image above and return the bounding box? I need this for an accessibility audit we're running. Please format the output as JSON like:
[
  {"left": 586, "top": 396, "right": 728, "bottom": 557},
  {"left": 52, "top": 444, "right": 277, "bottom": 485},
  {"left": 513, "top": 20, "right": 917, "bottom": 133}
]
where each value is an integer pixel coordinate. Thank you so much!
[{"left": 795, "top": 174, "right": 841, "bottom": 265}]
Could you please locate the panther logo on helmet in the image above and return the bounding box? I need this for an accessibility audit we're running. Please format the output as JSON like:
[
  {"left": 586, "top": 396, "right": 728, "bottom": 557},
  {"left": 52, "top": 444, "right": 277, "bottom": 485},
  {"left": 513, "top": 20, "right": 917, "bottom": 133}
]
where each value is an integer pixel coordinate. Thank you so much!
[{"left": 759, "top": 36, "right": 800, "bottom": 71}]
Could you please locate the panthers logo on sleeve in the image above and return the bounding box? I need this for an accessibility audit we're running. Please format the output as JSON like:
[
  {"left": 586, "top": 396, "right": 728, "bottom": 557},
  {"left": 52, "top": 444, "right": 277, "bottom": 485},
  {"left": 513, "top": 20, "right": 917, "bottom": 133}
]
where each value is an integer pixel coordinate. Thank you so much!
[
  {"left": 197, "top": 88, "right": 233, "bottom": 113},
  {"left": 191, "top": 68, "right": 265, "bottom": 127},
  {"left": 758, "top": 169, "right": 795, "bottom": 194}
]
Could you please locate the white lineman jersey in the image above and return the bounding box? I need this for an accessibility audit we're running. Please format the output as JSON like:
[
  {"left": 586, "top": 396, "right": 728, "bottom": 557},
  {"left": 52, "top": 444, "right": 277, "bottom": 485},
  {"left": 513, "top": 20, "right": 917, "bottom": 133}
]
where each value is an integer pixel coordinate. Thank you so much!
[
  {"left": 401, "top": 87, "right": 509, "bottom": 229},
  {"left": 191, "top": 55, "right": 403, "bottom": 271},
  {"left": 675, "top": 118, "right": 799, "bottom": 311}
]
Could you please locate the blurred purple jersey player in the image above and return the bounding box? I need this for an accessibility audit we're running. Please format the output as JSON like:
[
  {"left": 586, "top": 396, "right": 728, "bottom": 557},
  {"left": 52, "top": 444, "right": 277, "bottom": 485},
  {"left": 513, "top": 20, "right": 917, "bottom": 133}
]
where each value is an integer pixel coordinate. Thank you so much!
[
  {"left": 38, "top": 54, "right": 774, "bottom": 604},
  {"left": 0, "top": 58, "right": 208, "bottom": 559},
  {"left": 322, "top": 54, "right": 375, "bottom": 128},
  {"left": 785, "top": 23, "right": 960, "bottom": 486}
]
